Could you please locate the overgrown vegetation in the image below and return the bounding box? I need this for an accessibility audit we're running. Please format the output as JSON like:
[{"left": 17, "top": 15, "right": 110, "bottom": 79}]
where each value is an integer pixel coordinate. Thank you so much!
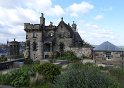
[
  {"left": 54, "top": 63, "right": 119, "bottom": 88},
  {"left": 0, "top": 62, "right": 60, "bottom": 87},
  {"left": 56, "top": 51, "right": 80, "bottom": 62},
  {"left": 0, "top": 55, "right": 7, "bottom": 62},
  {"left": 0, "top": 54, "right": 124, "bottom": 88}
]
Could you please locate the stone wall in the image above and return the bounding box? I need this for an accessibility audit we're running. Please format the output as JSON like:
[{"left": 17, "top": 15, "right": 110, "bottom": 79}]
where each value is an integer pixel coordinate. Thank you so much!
[
  {"left": 25, "top": 30, "right": 43, "bottom": 61},
  {"left": 95, "top": 51, "right": 122, "bottom": 61},
  {"left": 65, "top": 47, "right": 92, "bottom": 58}
]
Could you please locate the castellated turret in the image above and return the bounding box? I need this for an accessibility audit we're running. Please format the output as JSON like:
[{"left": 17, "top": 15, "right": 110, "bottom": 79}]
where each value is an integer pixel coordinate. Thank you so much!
[
  {"left": 72, "top": 21, "right": 77, "bottom": 31},
  {"left": 40, "top": 13, "right": 45, "bottom": 27}
]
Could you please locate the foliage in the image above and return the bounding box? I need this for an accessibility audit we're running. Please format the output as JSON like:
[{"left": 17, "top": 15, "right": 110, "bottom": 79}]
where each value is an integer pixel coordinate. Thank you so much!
[
  {"left": 39, "top": 63, "right": 61, "bottom": 82},
  {"left": 0, "top": 65, "right": 36, "bottom": 87},
  {"left": 108, "top": 67, "right": 124, "bottom": 79},
  {"left": 57, "top": 51, "right": 80, "bottom": 62},
  {"left": 18, "top": 53, "right": 24, "bottom": 58},
  {"left": 54, "top": 63, "right": 119, "bottom": 88},
  {"left": 0, "top": 55, "right": 7, "bottom": 62},
  {"left": 31, "top": 82, "right": 53, "bottom": 88},
  {"left": 24, "top": 58, "right": 33, "bottom": 64}
]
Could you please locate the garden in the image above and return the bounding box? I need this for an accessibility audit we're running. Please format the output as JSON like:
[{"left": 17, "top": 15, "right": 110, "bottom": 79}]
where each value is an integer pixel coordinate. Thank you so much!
[{"left": 0, "top": 51, "right": 124, "bottom": 88}]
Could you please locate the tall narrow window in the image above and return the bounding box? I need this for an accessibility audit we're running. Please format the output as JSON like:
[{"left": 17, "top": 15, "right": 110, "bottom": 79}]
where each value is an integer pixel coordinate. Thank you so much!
[
  {"left": 33, "top": 32, "right": 37, "bottom": 38},
  {"left": 26, "top": 40, "right": 30, "bottom": 46},
  {"left": 60, "top": 43, "right": 64, "bottom": 52},
  {"left": 33, "top": 42, "right": 37, "bottom": 51},
  {"left": 26, "top": 35, "right": 28, "bottom": 39}
]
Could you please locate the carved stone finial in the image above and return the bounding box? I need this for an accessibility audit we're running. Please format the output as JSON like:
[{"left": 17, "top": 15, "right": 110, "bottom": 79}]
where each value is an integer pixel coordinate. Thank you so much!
[
  {"left": 41, "top": 13, "right": 44, "bottom": 17},
  {"left": 73, "top": 21, "right": 74, "bottom": 24},
  {"left": 50, "top": 21, "right": 53, "bottom": 26},
  {"left": 68, "top": 23, "right": 70, "bottom": 26},
  {"left": 61, "top": 17, "right": 63, "bottom": 21},
  {"left": 14, "top": 38, "right": 15, "bottom": 41}
]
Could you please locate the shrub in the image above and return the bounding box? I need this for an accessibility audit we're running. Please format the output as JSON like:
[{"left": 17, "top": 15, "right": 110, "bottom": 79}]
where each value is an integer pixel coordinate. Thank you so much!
[
  {"left": 0, "top": 65, "right": 36, "bottom": 87},
  {"left": 39, "top": 63, "right": 61, "bottom": 82},
  {"left": 0, "top": 55, "right": 7, "bottom": 62},
  {"left": 54, "top": 63, "right": 119, "bottom": 88},
  {"left": 24, "top": 58, "right": 33, "bottom": 64},
  {"left": 57, "top": 51, "right": 80, "bottom": 62}
]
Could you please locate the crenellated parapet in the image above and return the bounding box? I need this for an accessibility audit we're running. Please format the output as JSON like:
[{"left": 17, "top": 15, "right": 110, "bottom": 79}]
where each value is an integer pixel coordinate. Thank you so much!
[{"left": 24, "top": 23, "right": 41, "bottom": 32}]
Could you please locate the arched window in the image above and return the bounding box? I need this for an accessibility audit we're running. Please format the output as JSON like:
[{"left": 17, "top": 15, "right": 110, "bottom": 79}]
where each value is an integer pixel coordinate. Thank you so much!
[
  {"left": 59, "top": 43, "right": 64, "bottom": 52},
  {"left": 33, "top": 42, "right": 37, "bottom": 51},
  {"left": 26, "top": 40, "right": 30, "bottom": 46}
]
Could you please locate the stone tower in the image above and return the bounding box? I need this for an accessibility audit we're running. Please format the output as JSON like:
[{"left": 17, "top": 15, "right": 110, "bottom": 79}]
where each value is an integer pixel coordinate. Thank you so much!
[
  {"left": 40, "top": 13, "right": 45, "bottom": 27},
  {"left": 7, "top": 38, "right": 20, "bottom": 59},
  {"left": 72, "top": 21, "right": 77, "bottom": 31},
  {"left": 24, "top": 14, "right": 44, "bottom": 61}
]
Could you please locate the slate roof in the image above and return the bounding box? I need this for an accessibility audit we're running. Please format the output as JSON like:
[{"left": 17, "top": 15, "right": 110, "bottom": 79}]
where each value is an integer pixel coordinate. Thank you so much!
[
  {"left": 74, "top": 32, "right": 83, "bottom": 42},
  {"left": 94, "top": 41, "right": 123, "bottom": 52}
]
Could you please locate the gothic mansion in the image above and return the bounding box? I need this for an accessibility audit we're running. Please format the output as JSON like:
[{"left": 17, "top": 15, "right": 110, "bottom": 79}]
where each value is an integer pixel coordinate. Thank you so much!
[{"left": 24, "top": 13, "right": 88, "bottom": 60}]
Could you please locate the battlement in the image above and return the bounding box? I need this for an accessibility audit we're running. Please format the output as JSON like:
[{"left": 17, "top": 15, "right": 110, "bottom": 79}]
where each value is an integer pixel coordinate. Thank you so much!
[{"left": 24, "top": 23, "right": 40, "bottom": 29}]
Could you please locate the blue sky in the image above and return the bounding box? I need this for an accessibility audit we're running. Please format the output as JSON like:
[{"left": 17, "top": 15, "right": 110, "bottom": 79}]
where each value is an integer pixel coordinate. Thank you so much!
[{"left": 0, "top": 0, "right": 124, "bottom": 45}]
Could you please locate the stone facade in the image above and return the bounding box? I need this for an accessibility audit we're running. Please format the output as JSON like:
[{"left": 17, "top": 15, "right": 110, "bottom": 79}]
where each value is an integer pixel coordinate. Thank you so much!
[
  {"left": 94, "top": 51, "right": 122, "bottom": 61},
  {"left": 7, "top": 39, "right": 20, "bottom": 59},
  {"left": 24, "top": 13, "right": 91, "bottom": 61},
  {"left": 65, "top": 47, "right": 92, "bottom": 58}
]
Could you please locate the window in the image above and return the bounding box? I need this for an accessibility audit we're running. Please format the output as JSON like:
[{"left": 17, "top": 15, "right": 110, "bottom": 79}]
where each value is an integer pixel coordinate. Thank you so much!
[
  {"left": 33, "top": 42, "right": 37, "bottom": 51},
  {"left": 44, "top": 44, "right": 50, "bottom": 52},
  {"left": 49, "top": 32, "right": 54, "bottom": 37},
  {"left": 59, "top": 43, "right": 64, "bottom": 52},
  {"left": 33, "top": 32, "right": 37, "bottom": 38},
  {"left": 26, "top": 35, "right": 28, "bottom": 39},
  {"left": 26, "top": 40, "right": 30, "bottom": 46},
  {"left": 61, "top": 25, "right": 63, "bottom": 28},
  {"left": 45, "top": 55, "right": 49, "bottom": 59},
  {"left": 106, "top": 52, "right": 111, "bottom": 59}
]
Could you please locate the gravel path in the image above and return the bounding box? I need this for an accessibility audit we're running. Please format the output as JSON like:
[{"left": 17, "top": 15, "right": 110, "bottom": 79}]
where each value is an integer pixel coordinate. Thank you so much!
[{"left": 0, "top": 85, "right": 15, "bottom": 88}]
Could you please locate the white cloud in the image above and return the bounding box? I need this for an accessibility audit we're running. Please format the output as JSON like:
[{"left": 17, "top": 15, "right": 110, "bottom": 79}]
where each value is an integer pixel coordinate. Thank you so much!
[
  {"left": 67, "top": 1, "right": 94, "bottom": 17},
  {"left": 94, "top": 15, "right": 104, "bottom": 20},
  {"left": 78, "top": 22, "right": 115, "bottom": 45},
  {"left": 0, "top": 0, "right": 65, "bottom": 43},
  {"left": 45, "top": 5, "right": 64, "bottom": 17}
]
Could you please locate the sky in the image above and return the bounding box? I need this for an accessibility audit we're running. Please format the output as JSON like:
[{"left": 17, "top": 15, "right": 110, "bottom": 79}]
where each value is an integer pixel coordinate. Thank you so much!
[{"left": 0, "top": 0, "right": 124, "bottom": 46}]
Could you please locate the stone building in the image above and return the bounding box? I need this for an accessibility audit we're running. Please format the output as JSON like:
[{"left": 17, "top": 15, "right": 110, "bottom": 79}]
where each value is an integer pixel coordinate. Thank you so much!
[
  {"left": 93, "top": 41, "right": 124, "bottom": 65},
  {"left": 7, "top": 39, "right": 20, "bottom": 59},
  {"left": 24, "top": 13, "right": 91, "bottom": 61}
]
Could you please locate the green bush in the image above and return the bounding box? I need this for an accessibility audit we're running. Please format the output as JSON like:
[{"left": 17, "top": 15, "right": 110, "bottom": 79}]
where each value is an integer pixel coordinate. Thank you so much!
[
  {"left": 54, "top": 63, "right": 119, "bottom": 88},
  {"left": 24, "top": 58, "right": 33, "bottom": 64},
  {"left": 0, "top": 73, "right": 10, "bottom": 85},
  {"left": 57, "top": 51, "right": 80, "bottom": 62},
  {"left": 0, "top": 55, "right": 7, "bottom": 62},
  {"left": 39, "top": 63, "right": 61, "bottom": 82},
  {"left": 0, "top": 65, "right": 36, "bottom": 87}
]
